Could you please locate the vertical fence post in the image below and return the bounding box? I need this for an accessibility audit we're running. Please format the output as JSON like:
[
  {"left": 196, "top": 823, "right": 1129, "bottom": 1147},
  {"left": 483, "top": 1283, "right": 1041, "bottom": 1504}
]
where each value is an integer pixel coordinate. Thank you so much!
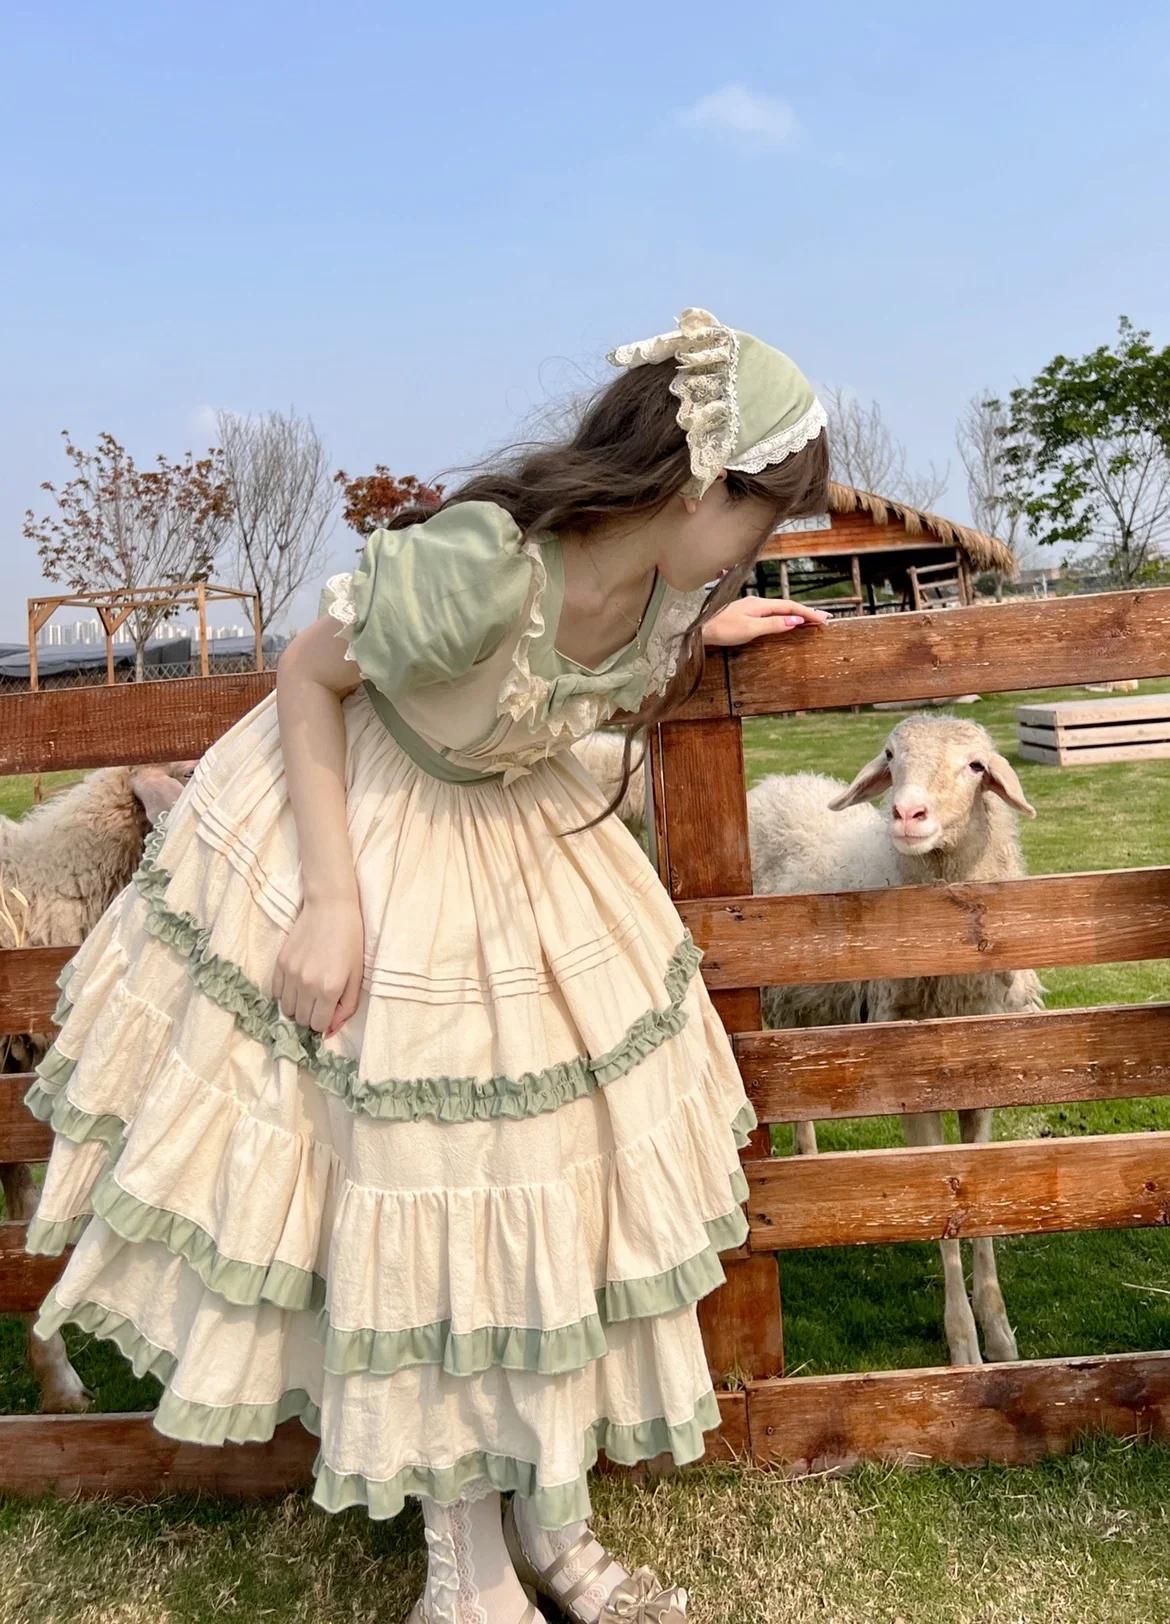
[{"left": 649, "top": 712, "right": 785, "bottom": 1383}]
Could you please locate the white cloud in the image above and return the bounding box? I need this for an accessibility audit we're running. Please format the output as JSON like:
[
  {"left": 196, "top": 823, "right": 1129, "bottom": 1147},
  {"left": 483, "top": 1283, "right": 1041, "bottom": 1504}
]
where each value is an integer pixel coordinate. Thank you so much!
[
  {"left": 678, "top": 85, "right": 798, "bottom": 151},
  {"left": 185, "top": 404, "right": 222, "bottom": 442}
]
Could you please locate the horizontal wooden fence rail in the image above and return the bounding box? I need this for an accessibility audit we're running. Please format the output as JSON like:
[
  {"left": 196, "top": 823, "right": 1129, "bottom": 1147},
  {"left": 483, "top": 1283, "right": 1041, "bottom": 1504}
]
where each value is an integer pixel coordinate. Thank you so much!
[
  {"left": 4, "top": 592, "right": 1168, "bottom": 772},
  {"left": 0, "top": 671, "right": 275, "bottom": 776},
  {"left": 736, "top": 1002, "right": 1170, "bottom": 1123},
  {"left": 745, "top": 1131, "right": 1170, "bottom": 1251},
  {"left": 0, "top": 1393, "right": 749, "bottom": 1500},
  {"left": 722, "top": 586, "right": 1170, "bottom": 717},
  {"left": 679, "top": 866, "right": 1170, "bottom": 990},
  {"left": 745, "top": 1350, "right": 1170, "bottom": 1472}
]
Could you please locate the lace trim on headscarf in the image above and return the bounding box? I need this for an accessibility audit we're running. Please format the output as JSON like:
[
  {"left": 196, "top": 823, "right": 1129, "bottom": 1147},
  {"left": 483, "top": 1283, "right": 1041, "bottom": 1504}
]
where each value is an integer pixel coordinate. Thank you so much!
[
  {"left": 725, "top": 397, "right": 828, "bottom": 474},
  {"left": 608, "top": 307, "right": 740, "bottom": 500}
]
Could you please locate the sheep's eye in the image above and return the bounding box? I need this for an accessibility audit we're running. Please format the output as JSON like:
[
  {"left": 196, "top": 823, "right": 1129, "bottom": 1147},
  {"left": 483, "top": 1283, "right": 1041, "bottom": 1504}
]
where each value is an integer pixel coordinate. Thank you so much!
[
  {"left": 970, "top": 760, "right": 986, "bottom": 773},
  {"left": 883, "top": 749, "right": 893, "bottom": 762}
]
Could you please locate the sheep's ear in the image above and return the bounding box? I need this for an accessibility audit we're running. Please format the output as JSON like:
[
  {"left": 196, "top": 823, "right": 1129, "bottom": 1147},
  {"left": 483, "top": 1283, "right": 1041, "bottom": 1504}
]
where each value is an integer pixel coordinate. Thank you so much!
[
  {"left": 983, "top": 752, "right": 1036, "bottom": 818},
  {"left": 130, "top": 767, "right": 186, "bottom": 825},
  {"left": 827, "top": 753, "right": 892, "bottom": 810}
]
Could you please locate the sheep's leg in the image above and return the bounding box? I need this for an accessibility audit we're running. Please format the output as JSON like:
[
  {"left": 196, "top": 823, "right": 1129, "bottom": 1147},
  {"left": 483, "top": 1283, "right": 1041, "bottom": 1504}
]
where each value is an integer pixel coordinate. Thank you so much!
[
  {"left": 958, "top": 1108, "right": 1019, "bottom": 1362},
  {"left": 794, "top": 1120, "right": 819, "bottom": 1156},
  {"left": 0, "top": 1162, "right": 91, "bottom": 1413},
  {"left": 900, "top": 1112, "right": 982, "bottom": 1366}
]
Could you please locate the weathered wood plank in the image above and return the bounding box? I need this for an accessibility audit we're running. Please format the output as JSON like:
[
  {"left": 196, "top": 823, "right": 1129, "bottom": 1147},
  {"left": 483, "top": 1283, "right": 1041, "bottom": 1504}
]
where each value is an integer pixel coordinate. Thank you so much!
[
  {"left": 0, "top": 1395, "right": 743, "bottom": 1500},
  {"left": 679, "top": 867, "right": 1170, "bottom": 989},
  {"left": 0, "top": 946, "right": 74, "bottom": 1036},
  {"left": 746, "top": 1351, "right": 1170, "bottom": 1473},
  {"left": 728, "top": 588, "right": 1170, "bottom": 714},
  {"left": 746, "top": 1132, "right": 1170, "bottom": 1251},
  {"left": 1017, "top": 694, "right": 1170, "bottom": 727},
  {"left": 1020, "top": 721, "right": 1170, "bottom": 750},
  {"left": 0, "top": 673, "right": 275, "bottom": 776},
  {"left": 0, "top": 1075, "right": 52, "bottom": 1161},
  {"left": 1016, "top": 741, "right": 1062, "bottom": 766},
  {"left": 1020, "top": 720, "right": 1170, "bottom": 748},
  {"left": 0, "top": 1412, "right": 318, "bottom": 1498},
  {"left": 736, "top": 1003, "right": 1170, "bottom": 1124},
  {"left": 0, "top": 1222, "right": 68, "bottom": 1310},
  {"left": 654, "top": 714, "right": 783, "bottom": 1376},
  {"left": 1020, "top": 740, "right": 1170, "bottom": 767}
]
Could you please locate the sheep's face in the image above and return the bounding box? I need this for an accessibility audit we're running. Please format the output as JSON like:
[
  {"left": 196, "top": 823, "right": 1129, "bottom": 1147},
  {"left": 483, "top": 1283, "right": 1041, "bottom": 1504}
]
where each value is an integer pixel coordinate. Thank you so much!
[{"left": 826, "top": 715, "right": 1036, "bottom": 855}]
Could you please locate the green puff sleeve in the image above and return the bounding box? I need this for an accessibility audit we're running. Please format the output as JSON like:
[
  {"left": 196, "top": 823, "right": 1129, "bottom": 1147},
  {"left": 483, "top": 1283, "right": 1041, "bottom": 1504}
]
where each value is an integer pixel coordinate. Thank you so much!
[{"left": 317, "top": 501, "right": 533, "bottom": 702}]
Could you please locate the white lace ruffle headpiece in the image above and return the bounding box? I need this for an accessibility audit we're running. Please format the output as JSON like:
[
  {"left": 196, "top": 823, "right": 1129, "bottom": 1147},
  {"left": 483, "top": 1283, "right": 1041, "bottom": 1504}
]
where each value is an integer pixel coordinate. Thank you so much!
[{"left": 607, "top": 306, "right": 827, "bottom": 500}]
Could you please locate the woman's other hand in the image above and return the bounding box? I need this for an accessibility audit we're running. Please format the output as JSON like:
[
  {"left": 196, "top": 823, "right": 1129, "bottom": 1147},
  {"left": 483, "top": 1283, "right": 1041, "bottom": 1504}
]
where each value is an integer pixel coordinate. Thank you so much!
[
  {"left": 702, "top": 596, "right": 832, "bottom": 647},
  {"left": 271, "top": 896, "right": 365, "bottom": 1039}
]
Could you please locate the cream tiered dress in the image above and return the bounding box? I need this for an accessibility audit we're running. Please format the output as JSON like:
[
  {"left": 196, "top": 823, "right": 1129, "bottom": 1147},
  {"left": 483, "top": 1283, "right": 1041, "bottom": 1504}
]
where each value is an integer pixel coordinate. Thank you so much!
[{"left": 24, "top": 500, "right": 758, "bottom": 1528}]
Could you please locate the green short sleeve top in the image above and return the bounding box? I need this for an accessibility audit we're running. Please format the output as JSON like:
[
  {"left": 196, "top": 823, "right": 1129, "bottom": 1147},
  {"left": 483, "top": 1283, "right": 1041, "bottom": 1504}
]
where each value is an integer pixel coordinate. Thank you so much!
[
  {"left": 316, "top": 501, "right": 533, "bottom": 702},
  {"left": 317, "top": 499, "right": 707, "bottom": 784}
]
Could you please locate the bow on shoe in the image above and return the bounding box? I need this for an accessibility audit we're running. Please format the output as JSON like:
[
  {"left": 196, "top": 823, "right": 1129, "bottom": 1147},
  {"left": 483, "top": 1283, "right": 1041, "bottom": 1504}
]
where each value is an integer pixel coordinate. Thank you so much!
[{"left": 600, "top": 1566, "right": 689, "bottom": 1622}]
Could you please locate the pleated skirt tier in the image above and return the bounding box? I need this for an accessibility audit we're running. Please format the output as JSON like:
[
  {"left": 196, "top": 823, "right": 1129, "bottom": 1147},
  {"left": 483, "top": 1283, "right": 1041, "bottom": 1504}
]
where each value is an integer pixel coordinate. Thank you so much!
[{"left": 24, "top": 683, "right": 757, "bottom": 1528}]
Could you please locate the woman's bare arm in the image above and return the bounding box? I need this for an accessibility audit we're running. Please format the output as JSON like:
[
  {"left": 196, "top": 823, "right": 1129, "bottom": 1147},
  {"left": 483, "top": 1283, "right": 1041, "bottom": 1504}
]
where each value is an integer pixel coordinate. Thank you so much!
[{"left": 270, "top": 616, "right": 367, "bottom": 1036}]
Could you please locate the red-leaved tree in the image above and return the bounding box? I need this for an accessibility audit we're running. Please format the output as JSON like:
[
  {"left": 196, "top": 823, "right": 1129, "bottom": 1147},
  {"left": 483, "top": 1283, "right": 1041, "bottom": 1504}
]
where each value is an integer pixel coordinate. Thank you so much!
[{"left": 333, "top": 467, "right": 445, "bottom": 537}]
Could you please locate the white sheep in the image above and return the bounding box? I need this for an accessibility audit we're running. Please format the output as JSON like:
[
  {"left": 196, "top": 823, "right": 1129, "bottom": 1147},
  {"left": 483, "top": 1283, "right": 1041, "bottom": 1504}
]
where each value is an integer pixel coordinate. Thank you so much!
[
  {"left": 570, "top": 730, "right": 648, "bottom": 833},
  {"left": 2, "top": 760, "right": 193, "bottom": 1410},
  {"left": 748, "top": 714, "right": 1043, "bottom": 1367}
]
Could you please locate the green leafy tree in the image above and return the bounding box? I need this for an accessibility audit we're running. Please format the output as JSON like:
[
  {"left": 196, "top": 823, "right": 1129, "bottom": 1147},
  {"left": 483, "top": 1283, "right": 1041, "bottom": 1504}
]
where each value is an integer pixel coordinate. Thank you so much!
[{"left": 995, "top": 317, "right": 1170, "bottom": 586}]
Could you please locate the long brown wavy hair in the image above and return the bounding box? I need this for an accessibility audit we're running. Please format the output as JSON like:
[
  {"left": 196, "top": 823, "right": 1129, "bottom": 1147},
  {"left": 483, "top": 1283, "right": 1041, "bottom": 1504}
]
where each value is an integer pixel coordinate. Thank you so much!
[{"left": 384, "top": 358, "right": 830, "bottom": 827}]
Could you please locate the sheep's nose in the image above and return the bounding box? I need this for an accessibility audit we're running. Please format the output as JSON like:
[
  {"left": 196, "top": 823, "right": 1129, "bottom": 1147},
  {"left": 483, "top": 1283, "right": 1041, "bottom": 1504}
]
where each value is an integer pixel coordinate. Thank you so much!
[{"left": 892, "top": 797, "right": 929, "bottom": 825}]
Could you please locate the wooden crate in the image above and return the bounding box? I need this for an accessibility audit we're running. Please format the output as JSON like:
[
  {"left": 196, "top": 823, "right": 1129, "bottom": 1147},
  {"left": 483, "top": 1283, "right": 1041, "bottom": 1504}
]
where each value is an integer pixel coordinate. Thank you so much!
[{"left": 1018, "top": 693, "right": 1170, "bottom": 766}]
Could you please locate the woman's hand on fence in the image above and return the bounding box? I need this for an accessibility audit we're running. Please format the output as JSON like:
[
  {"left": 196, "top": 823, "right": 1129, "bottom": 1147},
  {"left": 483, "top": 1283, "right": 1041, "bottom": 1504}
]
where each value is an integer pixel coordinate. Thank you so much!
[
  {"left": 271, "top": 898, "right": 366, "bottom": 1039},
  {"left": 702, "top": 597, "right": 832, "bottom": 647}
]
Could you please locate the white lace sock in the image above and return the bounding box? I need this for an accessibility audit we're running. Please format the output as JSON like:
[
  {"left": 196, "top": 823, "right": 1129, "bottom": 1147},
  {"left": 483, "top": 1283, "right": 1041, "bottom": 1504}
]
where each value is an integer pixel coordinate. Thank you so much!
[
  {"left": 417, "top": 1488, "right": 531, "bottom": 1624},
  {"left": 510, "top": 1493, "right": 630, "bottom": 1623}
]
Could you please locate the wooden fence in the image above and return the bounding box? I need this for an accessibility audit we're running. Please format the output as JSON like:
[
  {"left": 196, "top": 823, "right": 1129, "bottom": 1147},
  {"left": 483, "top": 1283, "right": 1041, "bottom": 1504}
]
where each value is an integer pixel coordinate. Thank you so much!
[{"left": 1, "top": 588, "right": 1169, "bottom": 1498}]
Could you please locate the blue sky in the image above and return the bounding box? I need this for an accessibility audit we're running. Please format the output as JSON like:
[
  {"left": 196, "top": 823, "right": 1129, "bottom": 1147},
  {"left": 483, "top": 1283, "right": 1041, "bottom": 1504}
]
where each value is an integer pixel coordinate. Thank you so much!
[{"left": 2, "top": 0, "right": 1168, "bottom": 638}]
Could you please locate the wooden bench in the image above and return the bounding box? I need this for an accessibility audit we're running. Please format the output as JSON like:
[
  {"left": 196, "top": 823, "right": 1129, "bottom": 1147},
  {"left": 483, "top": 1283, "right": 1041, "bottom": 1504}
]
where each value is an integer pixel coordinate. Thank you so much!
[{"left": 1017, "top": 693, "right": 1170, "bottom": 766}]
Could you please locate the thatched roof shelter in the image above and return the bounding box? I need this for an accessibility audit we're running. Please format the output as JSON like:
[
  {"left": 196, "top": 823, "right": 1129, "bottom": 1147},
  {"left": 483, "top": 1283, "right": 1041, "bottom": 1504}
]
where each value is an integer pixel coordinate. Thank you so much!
[
  {"left": 823, "top": 484, "right": 1017, "bottom": 575},
  {"left": 758, "top": 483, "right": 1017, "bottom": 612}
]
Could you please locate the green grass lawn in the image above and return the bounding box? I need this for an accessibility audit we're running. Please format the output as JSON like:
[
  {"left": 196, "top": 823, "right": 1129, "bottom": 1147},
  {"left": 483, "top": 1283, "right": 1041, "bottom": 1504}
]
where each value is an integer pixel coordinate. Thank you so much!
[{"left": 2, "top": 683, "right": 1169, "bottom": 1621}]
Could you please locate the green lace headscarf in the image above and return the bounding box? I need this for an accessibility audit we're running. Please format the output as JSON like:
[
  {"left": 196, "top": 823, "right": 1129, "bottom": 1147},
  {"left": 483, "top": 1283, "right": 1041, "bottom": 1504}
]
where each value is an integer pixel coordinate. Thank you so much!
[{"left": 608, "top": 306, "right": 827, "bottom": 500}]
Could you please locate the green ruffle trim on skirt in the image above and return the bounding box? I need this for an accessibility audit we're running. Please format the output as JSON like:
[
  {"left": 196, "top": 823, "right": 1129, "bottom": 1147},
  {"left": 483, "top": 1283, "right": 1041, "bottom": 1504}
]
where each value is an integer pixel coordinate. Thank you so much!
[
  {"left": 316, "top": 1197, "right": 749, "bottom": 1378},
  {"left": 34, "top": 1283, "right": 720, "bottom": 1530},
  {"left": 126, "top": 810, "right": 705, "bottom": 1126},
  {"left": 26, "top": 1211, "right": 98, "bottom": 1253},
  {"left": 310, "top": 1387, "right": 724, "bottom": 1528},
  {"left": 32, "top": 1286, "right": 323, "bottom": 1444},
  {"left": 729, "top": 1098, "right": 758, "bottom": 1151},
  {"left": 318, "top": 1308, "right": 611, "bottom": 1379},
  {"left": 24, "top": 1076, "right": 126, "bottom": 1151},
  {"left": 87, "top": 1168, "right": 327, "bottom": 1312},
  {"left": 34, "top": 1285, "right": 178, "bottom": 1383}
]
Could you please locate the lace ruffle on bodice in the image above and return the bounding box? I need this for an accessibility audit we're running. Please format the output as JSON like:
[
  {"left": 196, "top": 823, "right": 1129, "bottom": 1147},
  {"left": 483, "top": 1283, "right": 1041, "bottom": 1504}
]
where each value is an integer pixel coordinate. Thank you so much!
[{"left": 320, "top": 542, "right": 706, "bottom": 784}]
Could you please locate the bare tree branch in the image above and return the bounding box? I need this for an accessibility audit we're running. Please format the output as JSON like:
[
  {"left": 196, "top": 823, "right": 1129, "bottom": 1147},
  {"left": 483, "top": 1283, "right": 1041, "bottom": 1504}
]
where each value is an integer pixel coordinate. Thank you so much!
[
  {"left": 823, "top": 386, "right": 949, "bottom": 511},
  {"left": 216, "top": 408, "right": 336, "bottom": 630}
]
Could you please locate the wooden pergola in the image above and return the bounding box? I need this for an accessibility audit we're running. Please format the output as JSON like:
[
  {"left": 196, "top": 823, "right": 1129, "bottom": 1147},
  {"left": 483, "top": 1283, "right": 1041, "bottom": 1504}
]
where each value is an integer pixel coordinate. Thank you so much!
[
  {"left": 757, "top": 482, "right": 1017, "bottom": 614},
  {"left": 26, "top": 582, "right": 263, "bottom": 690}
]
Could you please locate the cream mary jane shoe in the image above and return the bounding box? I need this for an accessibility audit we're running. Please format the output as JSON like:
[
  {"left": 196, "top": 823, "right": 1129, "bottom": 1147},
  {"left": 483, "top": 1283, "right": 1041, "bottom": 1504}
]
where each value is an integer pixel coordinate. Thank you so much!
[{"left": 502, "top": 1497, "right": 688, "bottom": 1621}]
